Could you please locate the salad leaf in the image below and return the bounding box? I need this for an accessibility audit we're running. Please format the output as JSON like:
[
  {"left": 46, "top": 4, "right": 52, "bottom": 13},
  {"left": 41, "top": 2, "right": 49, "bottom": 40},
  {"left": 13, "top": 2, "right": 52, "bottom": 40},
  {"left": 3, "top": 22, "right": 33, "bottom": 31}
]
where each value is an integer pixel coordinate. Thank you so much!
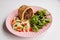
[
  {"left": 45, "top": 18, "right": 51, "bottom": 23},
  {"left": 38, "top": 9, "right": 47, "bottom": 16},
  {"left": 30, "top": 15, "right": 39, "bottom": 24},
  {"left": 33, "top": 24, "right": 38, "bottom": 32}
]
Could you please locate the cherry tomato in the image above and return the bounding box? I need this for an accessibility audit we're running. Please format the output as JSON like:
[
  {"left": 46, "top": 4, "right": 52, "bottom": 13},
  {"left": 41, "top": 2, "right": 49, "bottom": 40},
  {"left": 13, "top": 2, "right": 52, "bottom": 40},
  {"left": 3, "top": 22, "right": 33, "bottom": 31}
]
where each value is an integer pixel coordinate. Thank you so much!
[
  {"left": 29, "top": 28, "right": 33, "bottom": 31},
  {"left": 26, "top": 30, "right": 28, "bottom": 32},
  {"left": 24, "top": 23, "right": 27, "bottom": 26}
]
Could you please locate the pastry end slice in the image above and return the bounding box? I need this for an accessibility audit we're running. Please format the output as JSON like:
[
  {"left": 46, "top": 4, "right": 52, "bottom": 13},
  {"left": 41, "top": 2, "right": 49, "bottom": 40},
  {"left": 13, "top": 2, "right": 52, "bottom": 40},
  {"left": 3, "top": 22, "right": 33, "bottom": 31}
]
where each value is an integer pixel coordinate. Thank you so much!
[{"left": 18, "top": 5, "right": 34, "bottom": 20}]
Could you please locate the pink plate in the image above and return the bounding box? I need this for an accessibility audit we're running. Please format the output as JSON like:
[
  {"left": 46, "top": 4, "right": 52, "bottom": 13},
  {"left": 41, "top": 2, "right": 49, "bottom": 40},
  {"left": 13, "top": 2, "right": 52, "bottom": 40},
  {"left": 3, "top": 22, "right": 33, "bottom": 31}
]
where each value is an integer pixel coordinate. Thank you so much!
[{"left": 6, "top": 6, "right": 52, "bottom": 37}]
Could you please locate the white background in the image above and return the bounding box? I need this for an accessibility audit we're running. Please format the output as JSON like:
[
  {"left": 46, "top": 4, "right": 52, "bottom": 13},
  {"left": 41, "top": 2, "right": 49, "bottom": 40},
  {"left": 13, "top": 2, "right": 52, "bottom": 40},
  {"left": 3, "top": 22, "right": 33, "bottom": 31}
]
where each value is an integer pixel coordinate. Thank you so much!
[{"left": 0, "top": 0, "right": 60, "bottom": 40}]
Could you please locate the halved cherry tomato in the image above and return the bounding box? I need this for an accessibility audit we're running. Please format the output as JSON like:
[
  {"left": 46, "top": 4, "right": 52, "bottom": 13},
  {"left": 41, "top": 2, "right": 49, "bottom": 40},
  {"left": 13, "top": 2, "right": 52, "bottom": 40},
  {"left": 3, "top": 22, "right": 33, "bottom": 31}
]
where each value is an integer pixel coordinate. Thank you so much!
[
  {"left": 24, "top": 23, "right": 27, "bottom": 26},
  {"left": 29, "top": 28, "right": 33, "bottom": 31},
  {"left": 26, "top": 30, "right": 28, "bottom": 32}
]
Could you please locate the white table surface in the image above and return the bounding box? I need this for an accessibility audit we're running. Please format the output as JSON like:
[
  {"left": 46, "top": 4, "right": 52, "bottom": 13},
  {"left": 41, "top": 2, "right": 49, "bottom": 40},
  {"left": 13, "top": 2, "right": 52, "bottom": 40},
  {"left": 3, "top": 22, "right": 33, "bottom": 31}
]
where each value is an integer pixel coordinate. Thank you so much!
[{"left": 0, "top": 0, "right": 60, "bottom": 40}]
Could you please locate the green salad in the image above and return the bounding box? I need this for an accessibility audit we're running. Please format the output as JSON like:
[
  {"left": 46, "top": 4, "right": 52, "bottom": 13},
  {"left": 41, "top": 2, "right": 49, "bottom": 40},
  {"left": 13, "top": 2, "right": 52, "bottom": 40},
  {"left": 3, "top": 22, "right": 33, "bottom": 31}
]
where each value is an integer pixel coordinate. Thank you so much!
[{"left": 29, "top": 9, "right": 51, "bottom": 32}]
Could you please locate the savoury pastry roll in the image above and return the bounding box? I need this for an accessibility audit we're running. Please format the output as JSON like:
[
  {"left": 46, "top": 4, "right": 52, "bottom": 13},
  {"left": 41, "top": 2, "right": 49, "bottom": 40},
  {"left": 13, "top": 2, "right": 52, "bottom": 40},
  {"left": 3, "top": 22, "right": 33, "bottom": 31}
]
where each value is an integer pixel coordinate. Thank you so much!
[{"left": 18, "top": 5, "right": 34, "bottom": 20}]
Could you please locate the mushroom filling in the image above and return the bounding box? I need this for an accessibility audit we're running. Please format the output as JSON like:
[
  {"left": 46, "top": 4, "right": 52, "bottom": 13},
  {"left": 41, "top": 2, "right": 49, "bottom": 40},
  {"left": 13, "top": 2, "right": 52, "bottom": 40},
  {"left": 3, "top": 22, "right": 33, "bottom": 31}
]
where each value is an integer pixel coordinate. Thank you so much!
[{"left": 24, "top": 8, "right": 33, "bottom": 20}]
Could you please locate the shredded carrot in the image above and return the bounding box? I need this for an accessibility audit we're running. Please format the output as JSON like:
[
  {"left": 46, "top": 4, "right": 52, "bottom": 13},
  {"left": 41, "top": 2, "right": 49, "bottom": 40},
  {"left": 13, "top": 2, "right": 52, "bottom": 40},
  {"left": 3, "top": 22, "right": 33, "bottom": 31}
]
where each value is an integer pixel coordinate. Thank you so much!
[{"left": 11, "top": 19, "right": 15, "bottom": 26}]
